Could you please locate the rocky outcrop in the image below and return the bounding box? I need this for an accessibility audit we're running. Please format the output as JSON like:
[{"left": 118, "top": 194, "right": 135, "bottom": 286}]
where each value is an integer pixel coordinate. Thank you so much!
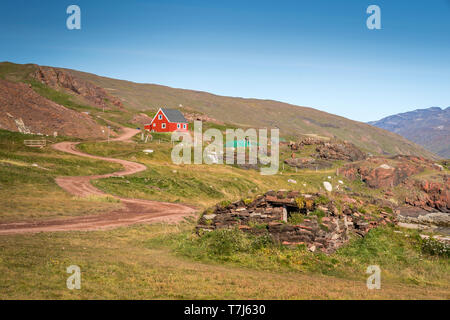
[
  {"left": 184, "top": 112, "right": 218, "bottom": 123},
  {"left": 284, "top": 157, "right": 332, "bottom": 170},
  {"left": 0, "top": 79, "right": 108, "bottom": 139},
  {"left": 33, "top": 66, "right": 124, "bottom": 110},
  {"left": 340, "top": 155, "right": 435, "bottom": 189},
  {"left": 288, "top": 137, "right": 326, "bottom": 151},
  {"left": 288, "top": 138, "right": 366, "bottom": 162},
  {"left": 397, "top": 206, "right": 450, "bottom": 236},
  {"left": 315, "top": 141, "right": 366, "bottom": 162},
  {"left": 285, "top": 140, "right": 365, "bottom": 170},
  {"left": 405, "top": 176, "right": 450, "bottom": 213},
  {"left": 197, "top": 191, "right": 395, "bottom": 254},
  {"left": 340, "top": 155, "right": 449, "bottom": 215}
]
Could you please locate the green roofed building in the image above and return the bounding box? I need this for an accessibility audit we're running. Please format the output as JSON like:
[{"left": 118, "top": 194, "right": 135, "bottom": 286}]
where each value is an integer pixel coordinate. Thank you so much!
[{"left": 224, "top": 140, "right": 259, "bottom": 148}]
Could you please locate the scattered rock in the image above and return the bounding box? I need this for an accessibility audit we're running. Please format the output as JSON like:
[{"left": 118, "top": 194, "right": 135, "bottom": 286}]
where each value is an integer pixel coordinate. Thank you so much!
[{"left": 323, "top": 181, "right": 333, "bottom": 192}]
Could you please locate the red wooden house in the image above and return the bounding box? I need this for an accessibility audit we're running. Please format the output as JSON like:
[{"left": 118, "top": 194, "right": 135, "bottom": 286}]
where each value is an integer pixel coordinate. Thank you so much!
[{"left": 144, "top": 108, "right": 189, "bottom": 133}]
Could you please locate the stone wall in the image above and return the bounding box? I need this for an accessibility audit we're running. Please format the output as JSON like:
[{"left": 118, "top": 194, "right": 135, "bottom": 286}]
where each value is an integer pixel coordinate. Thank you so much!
[{"left": 197, "top": 190, "right": 395, "bottom": 254}]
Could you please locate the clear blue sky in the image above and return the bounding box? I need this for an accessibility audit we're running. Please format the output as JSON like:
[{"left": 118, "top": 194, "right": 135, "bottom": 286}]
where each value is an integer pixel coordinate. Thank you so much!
[{"left": 1, "top": 0, "right": 449, "bottom": 121}]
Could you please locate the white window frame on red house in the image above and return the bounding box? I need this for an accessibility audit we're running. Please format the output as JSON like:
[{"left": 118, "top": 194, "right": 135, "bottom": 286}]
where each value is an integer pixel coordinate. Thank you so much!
[
  {"left": 158, "top": 114, "right": 162, "bottom": 120},
  {"left": 183, "top": 124, "right": 187, "bottom": 129},
  {"left": 162, "top": 123, "right": 166, "bottom": 129},
  {"left": 177, "top": 123, "right": 181, "bottom": 129}
]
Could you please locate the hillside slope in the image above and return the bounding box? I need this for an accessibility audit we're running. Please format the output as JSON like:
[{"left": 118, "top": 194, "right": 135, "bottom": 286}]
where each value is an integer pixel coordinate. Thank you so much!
[
  {"left": 0, "top": 79, "right": 108, "bottom": 139},
  {"left": 63, "top": 67, "right": 437, "bottom": 158},
  {"left": 369, "top": 107, "right": 450, "bottom": 158},
  {"left": 0, "top": 62, "right": 437, "bottom": 158}
]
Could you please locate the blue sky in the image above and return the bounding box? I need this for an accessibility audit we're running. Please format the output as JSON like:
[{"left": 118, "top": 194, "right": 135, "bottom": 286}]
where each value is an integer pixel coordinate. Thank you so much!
[{"left": 1, "top": 0, "right": 449, "bottom": 121}]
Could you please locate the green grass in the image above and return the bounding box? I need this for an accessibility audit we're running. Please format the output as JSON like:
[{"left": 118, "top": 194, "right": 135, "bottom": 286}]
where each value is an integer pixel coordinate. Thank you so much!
[
  {"left": 0, "top": 124, "right": 448, "bottom": 299},
  {"left": 153, "top": 225, "right": 450, "bottom": 288},
  {"left": 0, "top": 61, "right": 447, "bottom": 299},
  {"left": 77, "top": 138, "right": 357, "bottom": 209},
  {"left": 288, "top": 213, "right": 305, "bottom": 225},
  {"left": 0, "top": 223, "right": 448, "bottom": 299},
  {"left": 0, "top": 130, "right": 123, "bottom": 221},
  {"left": 0, "top": 62, "right": 36, "bottom": 81}
]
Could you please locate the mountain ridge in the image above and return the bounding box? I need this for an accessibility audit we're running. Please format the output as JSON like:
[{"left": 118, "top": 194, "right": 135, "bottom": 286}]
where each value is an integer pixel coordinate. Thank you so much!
[{"left": 369, "top": 107, "right": 449, "bottom": 158}]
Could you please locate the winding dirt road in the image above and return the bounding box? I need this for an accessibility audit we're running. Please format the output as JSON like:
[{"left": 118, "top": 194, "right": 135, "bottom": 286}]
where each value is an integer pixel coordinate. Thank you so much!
[{"left": 0, "top": 128, "right": 196, "bottom": 235}]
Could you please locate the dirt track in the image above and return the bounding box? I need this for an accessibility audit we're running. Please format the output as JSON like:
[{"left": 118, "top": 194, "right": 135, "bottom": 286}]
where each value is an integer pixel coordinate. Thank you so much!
[{"left": 0, "top": 128, "right": 196, "bottom": 235}]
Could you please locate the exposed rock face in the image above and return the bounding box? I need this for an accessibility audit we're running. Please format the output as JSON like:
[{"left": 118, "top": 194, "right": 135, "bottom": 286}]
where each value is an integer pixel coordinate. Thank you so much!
[
  {"left": 315, "top": 141, "right": 366, "bottom": 162},
  {"left": 197, "top": 191, "right": 395, "bottom": 254},
  {"left": 33, "top": 66, "right": 124, "bottom": 110},
  {"left": 285, "top": 140, "right": 365, "bottom": 171},
  {"left": 340, "top": 155, "right": 433, "bottom": 189},
  {"left": 398, "top": 206, "right": 450, "bottom": 236},
  {"left": 0, "top": 79, "right": 107, "bottom": 139},
  {"left": 299, "top": 137, "right": 327, "bottom": 146},
  {"left": 340, "top": 155, "right": 449, "bottom": 215},
  {"left": 288, "top": 137, "right": 326, "bottom": 151},
  {"left": 405, "top": 176, "right": 450, "bottom": 213}
]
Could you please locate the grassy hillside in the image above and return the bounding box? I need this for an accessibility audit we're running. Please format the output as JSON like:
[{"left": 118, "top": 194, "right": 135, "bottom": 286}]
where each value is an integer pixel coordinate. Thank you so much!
[
  {"left": 0, "top": 130, "right": 122, "bottom": 222},
  {"left": 78, "top": 134, "right": 349, "bottom": 209},
  {"left": 62, "top": 66, "right": 437, "bottom": 158},
  {"left": 0, "top": 61, "right": 437, "bottom": 158}
]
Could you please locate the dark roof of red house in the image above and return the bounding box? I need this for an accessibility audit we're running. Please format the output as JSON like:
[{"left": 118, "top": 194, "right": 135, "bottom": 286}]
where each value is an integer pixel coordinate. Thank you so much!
[{"left": 160, "top": 108, "right": 188, "bottom": 123}]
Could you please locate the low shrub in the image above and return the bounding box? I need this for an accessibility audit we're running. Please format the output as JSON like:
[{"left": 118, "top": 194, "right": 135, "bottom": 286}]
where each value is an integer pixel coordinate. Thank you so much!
[{"left": 421, "top": 237, "right": 450, "bottom": 257}]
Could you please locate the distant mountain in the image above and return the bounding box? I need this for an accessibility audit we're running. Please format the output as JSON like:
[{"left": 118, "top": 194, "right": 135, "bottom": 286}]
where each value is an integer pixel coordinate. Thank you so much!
[
  {"left": 369, "top": 107, "right": 450, "bottom": 158},
  {"left": 0, "top": 61, "right": 438, "bottom": 159}
]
